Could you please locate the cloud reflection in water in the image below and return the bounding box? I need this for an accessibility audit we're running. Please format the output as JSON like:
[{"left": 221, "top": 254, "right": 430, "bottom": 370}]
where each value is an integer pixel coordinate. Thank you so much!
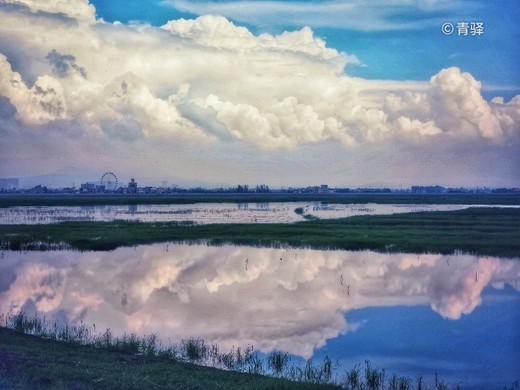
[{"left": 0, "top": 245, "right": 519, "bottom": 359}]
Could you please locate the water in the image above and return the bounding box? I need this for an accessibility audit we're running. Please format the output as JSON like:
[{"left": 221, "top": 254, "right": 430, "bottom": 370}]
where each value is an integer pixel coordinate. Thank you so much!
[
  {"left": 1, "top": 244, "right": 518, "bottom": 388},
  {"left": 0, "top": 202, "right": 517, "bottom": 224}
]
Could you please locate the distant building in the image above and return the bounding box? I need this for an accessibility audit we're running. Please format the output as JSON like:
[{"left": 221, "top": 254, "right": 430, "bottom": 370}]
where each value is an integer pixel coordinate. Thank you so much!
[
  {"left": 80, "top": 183, "right": 95, "bottom": 193},
  {"left": 30, "top": 184, "right": 48, "bottom": 193},
  {"left": 0, "top": 178, "right": 19, "bottom": 190},
  {"left": 128, "top": 178, "right": 138, "bottom": 194},
  {"left": 319, "top": 184, "right": 330, "bottom": 194},
  {"left": 80, "top": 182, "right": 105, "bottom": 193}
]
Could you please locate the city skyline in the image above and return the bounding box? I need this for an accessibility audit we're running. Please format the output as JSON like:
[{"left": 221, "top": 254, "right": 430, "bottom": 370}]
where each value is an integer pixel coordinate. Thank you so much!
[
  {"left": 2, "top": 172, "right": 518, "bottom": 194},
  {"left": 1, "top": 0, "right": 519, "bottom": 188}
]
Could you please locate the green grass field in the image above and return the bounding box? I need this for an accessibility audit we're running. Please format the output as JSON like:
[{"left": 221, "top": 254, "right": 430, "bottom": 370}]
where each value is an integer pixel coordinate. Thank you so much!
[
  {"left": 2, "top": 207, "right": 519, "bottom": 257},
  {"left": 1, "top": 193, "right": 519, "bottom": 207}
]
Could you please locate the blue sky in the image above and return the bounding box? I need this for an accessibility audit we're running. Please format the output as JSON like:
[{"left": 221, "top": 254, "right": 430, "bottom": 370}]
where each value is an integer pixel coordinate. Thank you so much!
[{"left": 0, "top": 0, "right": 519, "bottom": 187}]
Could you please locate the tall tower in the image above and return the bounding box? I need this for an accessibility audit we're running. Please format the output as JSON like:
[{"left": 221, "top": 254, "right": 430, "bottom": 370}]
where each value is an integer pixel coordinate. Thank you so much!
[{"left": 128, "top": 178, "right": 138, "bottom": 194}]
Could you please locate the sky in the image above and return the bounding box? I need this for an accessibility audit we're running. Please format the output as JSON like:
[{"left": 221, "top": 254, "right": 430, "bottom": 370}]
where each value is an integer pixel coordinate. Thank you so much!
[{"left": 0, "top": 0, "right": 519, "bottom": 188}]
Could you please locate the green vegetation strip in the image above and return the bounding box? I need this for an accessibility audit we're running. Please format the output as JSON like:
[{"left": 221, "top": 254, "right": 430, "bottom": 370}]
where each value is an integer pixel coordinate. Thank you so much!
[
  {"left": 2, "top": 208, "right": 519, "bottom": 257},
  {"left": 1, "top": 193, "right": 520, "bottom": 207}
]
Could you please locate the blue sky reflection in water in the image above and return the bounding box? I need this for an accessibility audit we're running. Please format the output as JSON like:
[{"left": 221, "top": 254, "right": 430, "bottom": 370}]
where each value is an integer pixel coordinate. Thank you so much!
[
  {"left": 1, "top": 244, "right": 519, "bottom": 388},
  {"left": 316, "top": 294, "right": 520, "bottom": 389}
]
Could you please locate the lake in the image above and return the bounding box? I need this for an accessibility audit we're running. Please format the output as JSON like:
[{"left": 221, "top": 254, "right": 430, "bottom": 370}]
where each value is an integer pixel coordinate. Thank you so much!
[
  {"left": 0, "top": 202, "right": 518, "bottom": 224},
  {"left": 1, "top": 244, "right": 518, "bottom": 388}
]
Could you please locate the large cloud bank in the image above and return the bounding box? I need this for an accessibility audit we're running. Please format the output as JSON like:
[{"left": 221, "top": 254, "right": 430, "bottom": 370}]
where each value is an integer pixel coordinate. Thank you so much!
[
  {"left": 1, "top": 245, "right": 519, "bottom": 358},
  {"left": 0, "top": 0, "right": 519, "bottom": 185}
]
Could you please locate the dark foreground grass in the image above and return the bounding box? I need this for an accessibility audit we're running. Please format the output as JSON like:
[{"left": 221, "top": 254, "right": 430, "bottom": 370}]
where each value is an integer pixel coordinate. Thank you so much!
[
  {"left": 1, "top": 208, "right": 519, "bottom": 257},
  {"left": 0, "top": 327, "right": 339, "bottom": 390}
]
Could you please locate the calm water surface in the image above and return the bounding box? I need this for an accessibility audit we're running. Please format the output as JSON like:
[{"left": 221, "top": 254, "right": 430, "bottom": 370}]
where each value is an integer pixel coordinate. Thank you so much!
[
  {"left": 1, "top": 244, "right": 518, "bottom": 388},
  {"left": 0, "top": 202, "right": 518, "bottom": 224}
]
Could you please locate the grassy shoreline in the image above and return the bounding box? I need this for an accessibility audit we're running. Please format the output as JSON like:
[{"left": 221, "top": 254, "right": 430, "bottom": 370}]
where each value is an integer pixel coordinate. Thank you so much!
[
  {"left": 1, "top": 193, "right": 520, "bottom": 207},
  {"left": 1, "top": 207, "right": 519, "bottom": 257},
  {"left": 0, "top": 326, "right": 339, "bottom": 389}
]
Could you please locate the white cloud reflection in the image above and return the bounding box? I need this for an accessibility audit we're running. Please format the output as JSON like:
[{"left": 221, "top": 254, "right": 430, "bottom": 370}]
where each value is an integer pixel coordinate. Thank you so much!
[{"left": 1, "top": 245, "right": 519, "bottom": 359}]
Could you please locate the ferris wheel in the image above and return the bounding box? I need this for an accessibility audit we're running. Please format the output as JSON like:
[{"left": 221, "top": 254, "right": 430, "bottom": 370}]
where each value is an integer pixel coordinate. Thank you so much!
[{"left": 100, "top": 172, "right": 118, "bottom": 192}]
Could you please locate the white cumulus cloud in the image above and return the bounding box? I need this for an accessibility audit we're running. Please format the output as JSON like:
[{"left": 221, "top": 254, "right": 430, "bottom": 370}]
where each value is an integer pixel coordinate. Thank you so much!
[{"left": 0, "top": 0, "right": 518, "bottom": 186}]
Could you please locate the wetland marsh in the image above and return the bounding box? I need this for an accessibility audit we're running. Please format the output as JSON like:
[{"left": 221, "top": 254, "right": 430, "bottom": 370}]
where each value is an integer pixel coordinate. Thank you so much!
[{"left": 1, "top": 195, "right": 519, "bottom": 388}]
